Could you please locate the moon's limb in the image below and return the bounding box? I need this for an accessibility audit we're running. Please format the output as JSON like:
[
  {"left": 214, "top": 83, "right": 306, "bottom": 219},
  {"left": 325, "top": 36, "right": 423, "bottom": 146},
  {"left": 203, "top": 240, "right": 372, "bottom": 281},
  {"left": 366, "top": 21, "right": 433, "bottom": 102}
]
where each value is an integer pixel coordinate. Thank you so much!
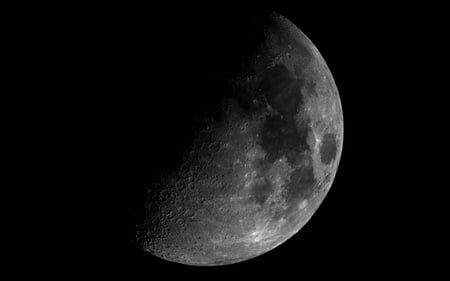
[{"left": 138, "top": 13, "right": 343, "bottom": 266}]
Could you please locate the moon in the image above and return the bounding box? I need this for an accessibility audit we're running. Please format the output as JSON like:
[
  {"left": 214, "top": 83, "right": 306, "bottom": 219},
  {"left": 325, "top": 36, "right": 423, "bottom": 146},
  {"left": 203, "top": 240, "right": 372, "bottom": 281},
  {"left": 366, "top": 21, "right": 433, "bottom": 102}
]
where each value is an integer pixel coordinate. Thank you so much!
[{"left": 136, "top": 12, "right": 343, "bottom": 266}]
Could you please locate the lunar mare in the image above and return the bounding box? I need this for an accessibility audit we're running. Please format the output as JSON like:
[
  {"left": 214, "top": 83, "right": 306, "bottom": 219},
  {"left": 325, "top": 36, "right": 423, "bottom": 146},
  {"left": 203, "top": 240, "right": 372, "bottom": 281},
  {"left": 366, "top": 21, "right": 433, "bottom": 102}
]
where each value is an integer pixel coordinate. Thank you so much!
[{"left": 138, "top": 13, "right": 343, "bottom": 266}]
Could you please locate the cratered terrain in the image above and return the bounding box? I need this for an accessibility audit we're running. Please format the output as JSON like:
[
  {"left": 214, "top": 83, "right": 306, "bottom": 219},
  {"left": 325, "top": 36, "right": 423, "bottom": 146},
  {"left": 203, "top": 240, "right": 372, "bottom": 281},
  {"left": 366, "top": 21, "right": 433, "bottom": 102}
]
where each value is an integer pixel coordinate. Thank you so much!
[{"left": 135, "top": 12, "right": 343, "bottom": 266}]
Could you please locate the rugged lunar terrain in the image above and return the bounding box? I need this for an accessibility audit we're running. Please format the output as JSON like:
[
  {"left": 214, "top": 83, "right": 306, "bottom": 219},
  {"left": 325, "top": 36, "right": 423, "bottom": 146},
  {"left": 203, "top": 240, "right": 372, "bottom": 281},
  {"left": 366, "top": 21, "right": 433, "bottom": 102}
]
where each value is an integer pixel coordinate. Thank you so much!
[{"left": 138, "top": 13, "right": 343, "bottom": 266}]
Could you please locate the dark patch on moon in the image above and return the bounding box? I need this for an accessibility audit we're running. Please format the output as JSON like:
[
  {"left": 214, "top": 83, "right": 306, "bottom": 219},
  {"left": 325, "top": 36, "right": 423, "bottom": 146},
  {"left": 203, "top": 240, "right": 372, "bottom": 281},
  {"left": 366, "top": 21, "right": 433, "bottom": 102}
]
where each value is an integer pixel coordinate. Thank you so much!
[
  {"left": 260, "top": 115, "right": 309, "bottom": 165},
  {"left": 320, "top": 133, "right": 338, "bottom": 165},
  {"left": 285, "top": 164, "right": 316, "bottom": 206},
  {"left": 250, "top": 179, "right": 274, "bottom": 205},
  {"left": 259, "top": 64, "right": 304, "bottom": 114}
]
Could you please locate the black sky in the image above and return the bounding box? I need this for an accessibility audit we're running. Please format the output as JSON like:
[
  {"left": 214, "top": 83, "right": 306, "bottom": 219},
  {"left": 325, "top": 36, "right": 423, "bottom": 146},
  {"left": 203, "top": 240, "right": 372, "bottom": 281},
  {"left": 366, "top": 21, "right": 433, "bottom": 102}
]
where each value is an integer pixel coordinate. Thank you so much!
[{"left": 50, "top": 2, "right": 437, "bottom": 278}]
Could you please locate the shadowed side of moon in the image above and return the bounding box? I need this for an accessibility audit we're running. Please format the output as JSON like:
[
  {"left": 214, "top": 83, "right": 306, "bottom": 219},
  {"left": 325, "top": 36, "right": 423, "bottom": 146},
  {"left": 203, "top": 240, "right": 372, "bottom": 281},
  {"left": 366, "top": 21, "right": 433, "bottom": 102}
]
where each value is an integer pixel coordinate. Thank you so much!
[{"left": 137, "top": 12, "right": 343, "bottom": 266}]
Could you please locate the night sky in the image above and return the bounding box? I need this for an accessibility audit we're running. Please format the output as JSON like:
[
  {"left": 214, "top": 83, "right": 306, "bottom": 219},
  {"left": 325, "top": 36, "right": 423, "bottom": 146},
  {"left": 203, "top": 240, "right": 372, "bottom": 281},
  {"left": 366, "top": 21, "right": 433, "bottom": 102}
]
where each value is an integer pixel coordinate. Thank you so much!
[{"left": 44, "top": 2, "right": 432, "bottom": 279}]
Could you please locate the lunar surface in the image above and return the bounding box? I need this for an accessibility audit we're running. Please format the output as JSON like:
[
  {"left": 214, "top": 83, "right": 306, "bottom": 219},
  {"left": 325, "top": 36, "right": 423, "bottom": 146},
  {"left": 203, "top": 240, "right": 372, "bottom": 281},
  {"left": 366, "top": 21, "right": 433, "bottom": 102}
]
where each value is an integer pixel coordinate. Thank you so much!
[{"left": 137, "top": 12, "right": 343, "bottom": 266}]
